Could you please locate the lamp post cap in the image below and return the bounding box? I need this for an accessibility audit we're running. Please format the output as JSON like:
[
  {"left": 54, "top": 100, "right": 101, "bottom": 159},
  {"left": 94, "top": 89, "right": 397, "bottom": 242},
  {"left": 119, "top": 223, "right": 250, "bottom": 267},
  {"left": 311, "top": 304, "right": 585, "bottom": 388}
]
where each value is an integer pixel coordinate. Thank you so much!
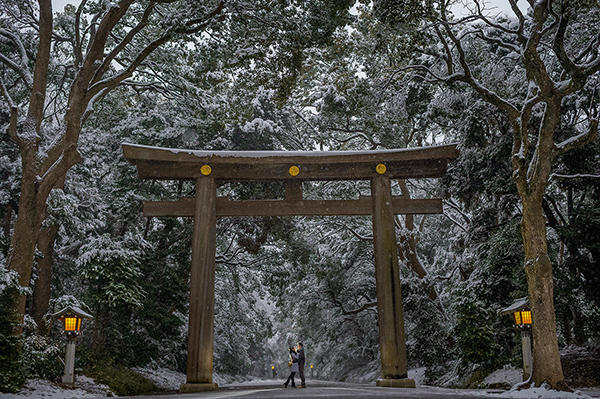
[
  {"left": 501, "top": 297, "right": 529, "bottom": 315},
  {"left": 52, "top": 305, "right": 94, "bottom": 320}
]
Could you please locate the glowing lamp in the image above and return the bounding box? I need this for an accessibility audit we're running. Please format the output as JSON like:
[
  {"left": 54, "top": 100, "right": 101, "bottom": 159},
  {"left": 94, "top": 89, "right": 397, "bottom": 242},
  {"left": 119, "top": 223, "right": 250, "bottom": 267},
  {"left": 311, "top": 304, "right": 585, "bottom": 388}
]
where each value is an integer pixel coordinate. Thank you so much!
[
  {"left": 63, "top": 315, "right": 82, "bottom": 333},
  {"left": 513, "top": 309, "right": 532, "bottom": 327},
  {"left": 501, "top": 297, "right": 532, "bottom": 330},
  {"left": 54, "top": 306, "right": 93, "bottom": 338}
]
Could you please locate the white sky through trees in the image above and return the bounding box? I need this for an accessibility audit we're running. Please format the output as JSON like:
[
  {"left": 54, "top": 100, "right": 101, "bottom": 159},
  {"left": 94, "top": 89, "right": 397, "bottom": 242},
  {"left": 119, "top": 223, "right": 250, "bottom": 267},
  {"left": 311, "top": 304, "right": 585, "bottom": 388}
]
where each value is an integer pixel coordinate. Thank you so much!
[{"left": 50, "top": 0, "right": 526, "bottom": 17}]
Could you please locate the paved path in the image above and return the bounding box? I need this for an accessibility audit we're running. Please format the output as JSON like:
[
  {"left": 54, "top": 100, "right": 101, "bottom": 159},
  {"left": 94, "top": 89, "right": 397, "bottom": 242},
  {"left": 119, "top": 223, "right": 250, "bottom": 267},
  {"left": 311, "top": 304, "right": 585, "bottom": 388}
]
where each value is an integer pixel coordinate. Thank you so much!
[
  {"left": 134, "top": 386, "right": 493, "bottom": 399},
  {"left": 124, "top": 380, "right": 600, "bottom": 399}
]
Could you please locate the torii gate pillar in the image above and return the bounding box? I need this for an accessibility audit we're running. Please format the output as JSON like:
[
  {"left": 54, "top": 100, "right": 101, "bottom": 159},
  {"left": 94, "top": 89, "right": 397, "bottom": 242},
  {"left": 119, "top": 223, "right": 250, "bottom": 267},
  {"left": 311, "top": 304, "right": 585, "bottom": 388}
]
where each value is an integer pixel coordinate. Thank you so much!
[
  {"left": 180, "top": 177, "right": 219, "bottom": 393},
  {"left": 372, "top": 175, "right": 415, "bottom": 388}
]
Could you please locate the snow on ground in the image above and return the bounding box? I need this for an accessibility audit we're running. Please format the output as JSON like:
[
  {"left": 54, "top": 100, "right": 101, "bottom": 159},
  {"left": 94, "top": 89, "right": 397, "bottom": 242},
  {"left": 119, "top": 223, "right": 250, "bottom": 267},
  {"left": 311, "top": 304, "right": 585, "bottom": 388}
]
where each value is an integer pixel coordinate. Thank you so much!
[
  {"left": 1, "top": 377, "right": 112, "bottom": 399},
  {"left": 3, "top": 369, "right": 598, "bottom": 399},
  {"left": 132, "top": 367, "right": 253, "bottom": 390},
  {"left": 408, "top": 367, "right": 427, "bottom": 385},
  {"left": 484, "top": 366, "right": 524, "bottom": 387},
  {"left": 133, "top": 367, "right": 185, "bottom": 391},
  {"left": 486, "top": 384, "right": 594, "bottom": 398}
]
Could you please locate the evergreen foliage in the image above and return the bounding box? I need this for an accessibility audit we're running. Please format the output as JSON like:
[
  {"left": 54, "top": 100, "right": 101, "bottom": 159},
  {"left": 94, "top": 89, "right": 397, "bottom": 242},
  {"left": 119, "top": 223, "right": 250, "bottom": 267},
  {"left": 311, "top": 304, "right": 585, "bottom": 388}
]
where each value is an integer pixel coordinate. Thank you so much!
[
  {"left": 0, "top": 270, "right": 26, "bottom": 393},
  {"left": 21, "top": 316, "right": 63, "bottom": 380},
  {"left": 84, "top": 363, "right": 161, "bottom": 396}
]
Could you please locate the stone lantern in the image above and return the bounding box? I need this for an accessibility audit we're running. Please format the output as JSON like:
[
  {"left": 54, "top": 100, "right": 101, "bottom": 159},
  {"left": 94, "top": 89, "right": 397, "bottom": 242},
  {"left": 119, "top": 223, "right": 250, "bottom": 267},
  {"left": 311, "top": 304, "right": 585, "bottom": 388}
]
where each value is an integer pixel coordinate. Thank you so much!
[
  {"left": 501, "top": 297, "right": 532, "bottom": 381},
  {"left": 53, "top": 305, "right": 93, "bottom": 387}
]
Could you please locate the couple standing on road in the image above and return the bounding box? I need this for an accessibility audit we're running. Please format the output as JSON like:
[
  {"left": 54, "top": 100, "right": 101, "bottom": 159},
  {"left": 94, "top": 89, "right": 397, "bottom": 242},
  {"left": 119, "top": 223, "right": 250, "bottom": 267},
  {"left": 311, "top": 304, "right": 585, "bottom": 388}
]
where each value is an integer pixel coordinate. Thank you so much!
[{"left": 284, "top": 342, "right": 306, "bottom": 389}]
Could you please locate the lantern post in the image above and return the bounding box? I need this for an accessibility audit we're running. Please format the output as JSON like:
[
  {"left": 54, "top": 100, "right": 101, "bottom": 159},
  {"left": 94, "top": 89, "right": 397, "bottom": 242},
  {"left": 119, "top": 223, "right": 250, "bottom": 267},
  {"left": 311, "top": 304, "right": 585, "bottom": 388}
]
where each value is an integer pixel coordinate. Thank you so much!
[
  {"left": 53, "top": 306, "right": 93, "bottom": 387},
  {"left": 501, "top": 297, "right": 532, "bottom": 381}
]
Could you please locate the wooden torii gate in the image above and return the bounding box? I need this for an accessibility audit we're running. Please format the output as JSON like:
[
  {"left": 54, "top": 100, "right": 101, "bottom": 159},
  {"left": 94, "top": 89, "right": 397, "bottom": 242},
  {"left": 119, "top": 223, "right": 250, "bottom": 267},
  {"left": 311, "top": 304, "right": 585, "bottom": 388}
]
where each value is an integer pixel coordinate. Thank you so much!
[{"left": 122, "top": 142, "right": 459, "bottom": 392}]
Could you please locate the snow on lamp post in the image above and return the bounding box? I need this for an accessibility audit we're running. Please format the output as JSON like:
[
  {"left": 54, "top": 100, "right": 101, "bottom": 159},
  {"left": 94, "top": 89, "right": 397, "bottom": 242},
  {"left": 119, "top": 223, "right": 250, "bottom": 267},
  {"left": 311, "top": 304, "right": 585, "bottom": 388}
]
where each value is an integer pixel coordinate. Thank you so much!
[
  {"left": 53, "top": 306, "right": 93, "bottom": 387},
  {"left": 501, "top": 297, "right": 532, "bottom": 381}
]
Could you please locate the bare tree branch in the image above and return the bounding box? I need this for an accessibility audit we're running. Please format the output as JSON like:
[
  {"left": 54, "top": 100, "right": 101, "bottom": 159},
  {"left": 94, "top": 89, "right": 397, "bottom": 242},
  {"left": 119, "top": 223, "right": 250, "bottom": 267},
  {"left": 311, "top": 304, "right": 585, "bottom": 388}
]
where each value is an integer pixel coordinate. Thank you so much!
[
  {"left": 0, "top": 78, "right": 19, "bottom": 143},
  {"left": 91, "top": 1, "right": 157, "bottom": 86},
  {"left": 86, "top": 1, "right": 226, "bottom": 102},
  {"left": 326, "top": 289, "right": 377, "bottom": 316},
  {"left": 554, "top": 119, "right": 599, "bottom": 156},
  {"left": 551, "top": 173, "right": 600, "bottom": 180},
  {"left": 442, "top": 199, "right": 471, "bottom": 225},
  {"left": 74, "top": 0, "right": 90, "bottom": 69},
  {"left": 0, "top": 28, "right": 33, "bottom": 89}
]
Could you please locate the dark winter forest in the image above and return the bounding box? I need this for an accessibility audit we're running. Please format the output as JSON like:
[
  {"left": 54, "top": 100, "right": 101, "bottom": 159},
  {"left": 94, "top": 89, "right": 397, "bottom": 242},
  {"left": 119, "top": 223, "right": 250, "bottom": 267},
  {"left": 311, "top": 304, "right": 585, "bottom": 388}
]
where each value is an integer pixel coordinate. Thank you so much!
[{"left": 1, "top": 0, "right": 600, "bottom": 395}]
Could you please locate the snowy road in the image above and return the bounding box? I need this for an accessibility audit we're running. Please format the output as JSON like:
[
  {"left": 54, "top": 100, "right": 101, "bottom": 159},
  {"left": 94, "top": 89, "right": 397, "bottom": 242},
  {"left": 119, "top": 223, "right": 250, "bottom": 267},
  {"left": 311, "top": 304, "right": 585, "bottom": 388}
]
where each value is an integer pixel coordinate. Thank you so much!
[
  {"left": 132, "top": 386, "right": 502, "bottom": 399},
  {"left": 6, "top": 378, "right": 599, "bottom": 399},
  {"left": 122, "top": 382, "right": 600, "bottom": 399}
]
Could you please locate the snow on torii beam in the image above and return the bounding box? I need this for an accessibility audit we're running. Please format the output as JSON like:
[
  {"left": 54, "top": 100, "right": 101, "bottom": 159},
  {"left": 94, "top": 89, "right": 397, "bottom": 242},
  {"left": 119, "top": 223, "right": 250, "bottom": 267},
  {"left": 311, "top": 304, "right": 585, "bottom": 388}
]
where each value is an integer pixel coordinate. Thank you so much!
[
  {"left": 122, "top": 143, "right": 459, "bottom": 217},
  {"left": 123, "top": 142, "right": 458, "bottom": 181}
]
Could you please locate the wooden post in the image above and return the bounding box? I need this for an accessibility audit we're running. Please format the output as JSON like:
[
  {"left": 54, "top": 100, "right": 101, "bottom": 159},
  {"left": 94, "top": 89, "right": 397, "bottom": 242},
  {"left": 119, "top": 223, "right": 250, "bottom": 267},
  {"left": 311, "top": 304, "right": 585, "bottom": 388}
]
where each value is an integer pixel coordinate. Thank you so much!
[
  {"left": 285, "top": 180, "right": 303, "bottom": 201},
  {"left": 180, "top": 177, "right": 218, "bottom": 393},
  {"left": 371, "top": 175, "right": 415, "bottom": 388}
]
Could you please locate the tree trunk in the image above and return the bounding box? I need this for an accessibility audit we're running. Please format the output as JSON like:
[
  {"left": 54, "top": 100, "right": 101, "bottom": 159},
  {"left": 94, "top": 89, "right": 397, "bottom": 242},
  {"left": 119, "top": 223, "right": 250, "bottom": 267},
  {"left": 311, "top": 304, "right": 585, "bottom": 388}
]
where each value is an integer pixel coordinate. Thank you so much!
[
  {"left": 31, "top": 223, "right": 59, "bottom": 336},
  {"left": 5, "top": 0, "right": 53, "bottom": 330},
  {"left": 6, "top": 171, "right": 49, "bottom": 330},
  {"left": 2, "top": 203, "right": 14, "bottom": 244},
  {"left": 521, "top": 196, "right": 566, "bottom": 389}
]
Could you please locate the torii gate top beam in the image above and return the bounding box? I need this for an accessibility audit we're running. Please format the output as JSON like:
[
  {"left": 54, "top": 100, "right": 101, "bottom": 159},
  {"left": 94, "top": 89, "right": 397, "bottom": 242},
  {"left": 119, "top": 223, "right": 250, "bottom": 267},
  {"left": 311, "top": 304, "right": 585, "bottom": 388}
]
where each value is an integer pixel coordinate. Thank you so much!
[{"left": 122, "top": 143, "right": 459, "bottom": 182}]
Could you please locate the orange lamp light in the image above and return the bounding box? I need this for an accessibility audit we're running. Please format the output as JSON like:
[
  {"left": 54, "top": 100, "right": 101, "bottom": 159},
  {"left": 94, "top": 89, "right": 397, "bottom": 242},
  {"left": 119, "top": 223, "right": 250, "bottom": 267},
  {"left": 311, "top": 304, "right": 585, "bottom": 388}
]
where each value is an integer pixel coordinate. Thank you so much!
[
  {"left": 63, "top": 315, "right": 82, "bottom": 332},
  {"left": 513, "top": 310, "right": 532, "bottom": 327}
]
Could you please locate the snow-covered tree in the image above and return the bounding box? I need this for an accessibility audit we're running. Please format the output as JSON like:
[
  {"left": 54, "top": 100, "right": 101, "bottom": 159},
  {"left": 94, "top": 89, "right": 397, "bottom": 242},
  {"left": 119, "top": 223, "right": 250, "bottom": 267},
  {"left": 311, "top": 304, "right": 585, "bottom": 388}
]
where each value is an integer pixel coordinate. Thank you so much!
[
  {"left": 1, "top": 0, "right": 227, "bottom": 328},
  {"left": 369, "top": 0, "right": 600, "bottom": 390}
]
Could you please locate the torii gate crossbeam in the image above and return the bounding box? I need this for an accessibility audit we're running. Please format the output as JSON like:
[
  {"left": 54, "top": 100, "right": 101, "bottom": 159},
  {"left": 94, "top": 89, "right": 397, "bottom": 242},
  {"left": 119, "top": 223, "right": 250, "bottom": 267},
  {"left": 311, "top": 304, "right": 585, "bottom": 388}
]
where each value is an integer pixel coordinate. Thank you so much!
[{"left": 122, "top": 143, "right": 459, "bottom": 392}]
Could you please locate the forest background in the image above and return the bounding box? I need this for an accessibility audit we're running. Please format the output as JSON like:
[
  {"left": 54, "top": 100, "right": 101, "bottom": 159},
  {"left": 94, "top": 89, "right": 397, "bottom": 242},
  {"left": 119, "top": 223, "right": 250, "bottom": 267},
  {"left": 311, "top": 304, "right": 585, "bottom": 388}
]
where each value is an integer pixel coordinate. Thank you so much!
[{"left": 1, "top": 0, "right": 599, "bottom": 395}]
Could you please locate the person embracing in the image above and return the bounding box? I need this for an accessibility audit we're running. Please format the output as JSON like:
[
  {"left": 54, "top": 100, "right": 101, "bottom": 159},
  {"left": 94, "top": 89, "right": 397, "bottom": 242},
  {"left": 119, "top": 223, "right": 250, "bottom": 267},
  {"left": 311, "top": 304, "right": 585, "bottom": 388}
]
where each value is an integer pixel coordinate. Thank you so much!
[
  {"left": 284, "top": 345, "right": 299, "bottom": 389},
  {"left": 297, "top": 342, "right": 306, "bottom": 388}
]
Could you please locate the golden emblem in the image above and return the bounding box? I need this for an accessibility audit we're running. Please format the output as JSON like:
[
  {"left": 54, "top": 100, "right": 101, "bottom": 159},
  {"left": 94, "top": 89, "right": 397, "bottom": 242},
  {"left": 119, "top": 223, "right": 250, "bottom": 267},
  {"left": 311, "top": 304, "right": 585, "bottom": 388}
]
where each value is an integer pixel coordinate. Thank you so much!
[{"left": 200, "top": 165, "right": 212, "bottom": 176}]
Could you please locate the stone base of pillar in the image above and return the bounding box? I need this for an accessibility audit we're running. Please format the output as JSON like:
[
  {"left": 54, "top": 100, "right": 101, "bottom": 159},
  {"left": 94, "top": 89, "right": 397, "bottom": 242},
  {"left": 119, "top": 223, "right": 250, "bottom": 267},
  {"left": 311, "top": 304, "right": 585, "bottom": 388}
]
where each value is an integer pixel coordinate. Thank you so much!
[
  {"left": 179, "top": 383, "right": 218, "bottom": 393},
  {"left": 376, "top": 378, "right": 416, "bottom": 388},
  {"left": 60, "top": 379, "right": 74, "bottom": 388}
]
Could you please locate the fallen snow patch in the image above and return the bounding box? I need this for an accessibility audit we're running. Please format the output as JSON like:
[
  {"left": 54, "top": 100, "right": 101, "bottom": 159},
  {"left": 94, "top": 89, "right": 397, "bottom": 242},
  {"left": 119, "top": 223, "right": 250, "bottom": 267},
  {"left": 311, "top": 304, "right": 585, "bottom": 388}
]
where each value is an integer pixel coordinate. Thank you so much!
[
  {"left": 484, "top": 366, "right": 523, "bottom": 387},
  {"left": 408, "top": 367, "right": 427, "bottom": 386},
  {"left": 487, "top": 383, "right": 593, "bottom": 398},
  {"left": 133, "top": 367, "right": 185, "bottom": 391},
  {"left": 5, "top": 377, "right": 112, "bottom": 399}
]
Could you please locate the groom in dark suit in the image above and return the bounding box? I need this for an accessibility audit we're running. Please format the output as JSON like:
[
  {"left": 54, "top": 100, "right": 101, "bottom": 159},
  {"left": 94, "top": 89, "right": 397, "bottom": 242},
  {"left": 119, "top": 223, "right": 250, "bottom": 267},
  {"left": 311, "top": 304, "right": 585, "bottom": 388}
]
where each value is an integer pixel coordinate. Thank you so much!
[{"left": 297, "top": 342, "right": 306, "bottom": 388}]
